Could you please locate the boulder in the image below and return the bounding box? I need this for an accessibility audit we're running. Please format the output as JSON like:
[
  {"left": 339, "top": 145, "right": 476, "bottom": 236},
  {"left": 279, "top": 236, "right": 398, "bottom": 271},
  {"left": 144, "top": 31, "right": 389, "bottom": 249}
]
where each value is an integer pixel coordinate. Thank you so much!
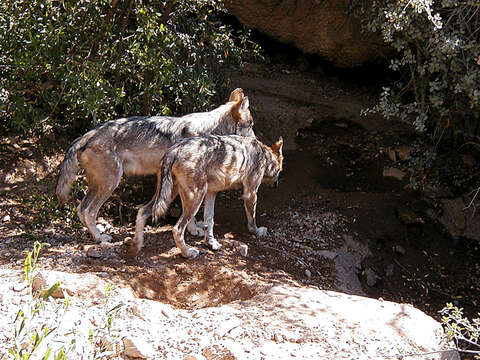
[
  {"left": 0, "top": 269, "right": 457, "bottom": 359},
  {"left": 224, "top": 0, "right": 391, "bottom": 68}
]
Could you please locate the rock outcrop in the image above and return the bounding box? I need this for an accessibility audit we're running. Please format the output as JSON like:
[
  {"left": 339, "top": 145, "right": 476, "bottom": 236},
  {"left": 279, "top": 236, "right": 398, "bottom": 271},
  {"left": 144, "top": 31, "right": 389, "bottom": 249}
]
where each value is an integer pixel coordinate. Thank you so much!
[
  {"left": 0, "top": 269, "right": 458, "bottom": 359},
  {"left": 224, "top": 0, "right": 391, "bottom": 68}
]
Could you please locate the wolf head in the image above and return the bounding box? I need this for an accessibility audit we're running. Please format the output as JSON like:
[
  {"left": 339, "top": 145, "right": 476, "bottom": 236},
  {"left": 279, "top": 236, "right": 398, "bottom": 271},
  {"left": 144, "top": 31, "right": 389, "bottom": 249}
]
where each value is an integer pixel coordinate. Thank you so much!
[
  {"left": 230, "top": 89, "right": 256, "bottom": 138},
  {"left": 266, "top": 136, "right": 284, "bottom": 188}
]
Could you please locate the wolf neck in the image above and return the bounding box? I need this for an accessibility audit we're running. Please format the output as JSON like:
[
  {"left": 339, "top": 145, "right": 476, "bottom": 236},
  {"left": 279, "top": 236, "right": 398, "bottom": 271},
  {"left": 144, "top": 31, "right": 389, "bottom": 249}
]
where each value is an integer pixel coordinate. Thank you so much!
[
  {"left": 183, "top": 102, "right": 235, "bottom": 136},
  {"left": 206, "top": 103, "right": 236, "bottom": 135}
]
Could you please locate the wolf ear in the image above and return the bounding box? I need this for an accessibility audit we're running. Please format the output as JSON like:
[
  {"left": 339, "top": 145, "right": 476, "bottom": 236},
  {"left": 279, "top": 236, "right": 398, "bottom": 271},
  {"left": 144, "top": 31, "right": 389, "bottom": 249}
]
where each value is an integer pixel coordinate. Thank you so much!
[
  {"left": 271, "top": 136, "right": 283, "bottom": 156},
  {"left": 230, "top": 96, "right": 249, "bottom": 124},
  {"left": 229, "top": 88, "right": 244, "bottom": 102}
]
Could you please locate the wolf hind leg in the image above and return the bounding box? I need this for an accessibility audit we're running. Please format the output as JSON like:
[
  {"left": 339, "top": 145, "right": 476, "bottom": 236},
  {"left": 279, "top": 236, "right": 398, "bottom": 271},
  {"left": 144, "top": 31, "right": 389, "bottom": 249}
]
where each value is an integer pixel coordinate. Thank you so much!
[
  {"left": 173, "top": 186, "right": 206, "bottom": 258},
  {"left": 130, "top": 183, "right": 179, "bottom": 256},
  {"left": 129, "top": 198, "right": 153, "bottom": 256},
  {"left": 79, "top": 151, "right": 122, "bottom": 243}
]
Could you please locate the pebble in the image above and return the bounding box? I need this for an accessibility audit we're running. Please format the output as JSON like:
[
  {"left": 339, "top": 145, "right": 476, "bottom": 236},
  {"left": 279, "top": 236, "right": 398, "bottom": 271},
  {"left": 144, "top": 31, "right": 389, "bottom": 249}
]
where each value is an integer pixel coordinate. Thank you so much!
[
  {"left": 122, "top": 337, "right": 147, "bottom": 359},
  {"left": 86, "top": 246, "right": 102, "bottom": 259},
  {"left": 393, "top": 245, "right": 406, "bottom": 256},
  {"left": 385, "top": 263, "right": 395, "bottom": 278},
  {"left": 364, "top": 267, "right": 381, "bottom": 287},
  {"left": 239, "top": 244, "right": 248, "bottom": 257},
  {"left": 274, "top": 333, "right": 284, "bottom": 343},
  {"left": 2, "top": 215, "right": 10, "bottom": 222},
  {"left": 305, "top": 269, "right": 312, "bottom": 279}
]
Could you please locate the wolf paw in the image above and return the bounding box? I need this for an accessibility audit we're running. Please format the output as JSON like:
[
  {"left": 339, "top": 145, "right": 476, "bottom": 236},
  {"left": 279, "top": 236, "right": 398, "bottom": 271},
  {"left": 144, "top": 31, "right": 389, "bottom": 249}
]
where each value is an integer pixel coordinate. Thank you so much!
[
  {"left": 187, "top": 220, "right": 205, "bottom": 237},
  {"left": 255, "top": 227, "right": 268, "bottom": 237},
  {"left": 183, "top": 247, "right": 199, "bottom": 259},
  {"left": 207, "top": 238, "right": 222, "bottom": 251}
]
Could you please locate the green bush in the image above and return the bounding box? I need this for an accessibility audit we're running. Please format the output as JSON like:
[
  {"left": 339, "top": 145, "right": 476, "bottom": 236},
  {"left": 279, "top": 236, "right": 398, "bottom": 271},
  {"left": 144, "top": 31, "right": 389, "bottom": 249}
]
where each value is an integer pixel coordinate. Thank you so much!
[
  {"left": 0, "top": 0, "right": 260, "bottom": 134},
  {"left": 441, "top": 303, "right": 480, "bottom": 358},
  {"left": 355, "top": 0, "right": 480, "bottom": 143}
]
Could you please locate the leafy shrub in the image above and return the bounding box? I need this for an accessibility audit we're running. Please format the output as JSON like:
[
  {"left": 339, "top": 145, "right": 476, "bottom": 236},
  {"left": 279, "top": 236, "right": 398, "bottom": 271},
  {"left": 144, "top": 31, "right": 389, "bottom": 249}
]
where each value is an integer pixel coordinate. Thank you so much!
[
  {"left": 441, "top": 303, "right": 480, "bottom": 358},
  {"left": 0, "top": 0, "right": 260, "bottom": 133},
  {"left": 355, "top": 0, "right": 480, "bottom": 143}
]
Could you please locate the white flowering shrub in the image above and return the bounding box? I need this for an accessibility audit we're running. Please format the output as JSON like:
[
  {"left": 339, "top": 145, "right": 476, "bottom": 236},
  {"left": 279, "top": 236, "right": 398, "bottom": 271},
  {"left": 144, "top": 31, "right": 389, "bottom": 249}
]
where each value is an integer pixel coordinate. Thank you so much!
[{"left": 355, "top": 0, "right": 480, "bottom": 142}]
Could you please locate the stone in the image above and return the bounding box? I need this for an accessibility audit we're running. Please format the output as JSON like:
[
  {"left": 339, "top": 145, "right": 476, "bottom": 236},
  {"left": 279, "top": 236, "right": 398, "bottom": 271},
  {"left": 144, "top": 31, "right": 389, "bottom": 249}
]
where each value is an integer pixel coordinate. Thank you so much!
[
  {"left": 435, "top": 198, "right": 480, "bottom": 242},
  {"left": 122, "top": 337, "right": 147, "bottom": 359},
  {"left": 86, "top": 246, "right": 102, "bottom": 259},
  {"left": 461, "top": 154, "right": 475, "bottom": 167},
  {"left": 317, "top": 250, "right": 338, "bottom": 260},
  {"left": 396, "top": 207, "right": 424, "bottom": 225},
  {"left": 2, "top": 215, "right": 10, "bottom": 222},
  {"left": 239, "top": 244, "right": 248, "bottom": 257},
  {"left": 305, "top": 269, "right": 312, "bottom": 279},
  {"left": 385, "top": 263, "right": 395, "bottom": 278},
  {"left": 395, "top": 145, "right": 412, "bottom": 161},
  {"left": 31, "top": 273, "right": 48, "bottom": 294},
  {"left": 364, "top": 267, "right": 381, "bottom": 287},
  {"left": 386, "top": 149, "right": 397, "bottom": 162},
  {"left": 393, "top": 245, "right": 406, "bottom": 256},
  {"left": 383, "top": 167, "right": 406, "bottom": 181},
  {"left": 224, "top": 0, "right": 390, "bottom": 68}
]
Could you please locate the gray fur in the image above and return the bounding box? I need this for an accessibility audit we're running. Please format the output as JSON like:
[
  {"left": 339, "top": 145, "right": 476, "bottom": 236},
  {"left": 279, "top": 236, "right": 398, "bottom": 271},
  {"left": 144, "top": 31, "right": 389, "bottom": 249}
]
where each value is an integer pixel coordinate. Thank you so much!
[
  {"left": 56, "top": 89, "right": 255, "bottom": 243},
  {"left": 130, "top": 135, "right": 284, "bottom": 258}
]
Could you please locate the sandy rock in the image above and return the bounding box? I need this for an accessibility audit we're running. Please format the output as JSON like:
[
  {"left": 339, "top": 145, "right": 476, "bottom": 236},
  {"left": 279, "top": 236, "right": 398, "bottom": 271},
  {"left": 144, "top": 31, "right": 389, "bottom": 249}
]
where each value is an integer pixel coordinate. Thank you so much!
[
  {"left": 396, "top": 207, "right": 424, "bottom": 225},
  {"left": 122, "top": 337, "right": 147, "bottom": 359},
  {"left": 0, "top": 268, "right": 457, "bottom": 360},
  {"left": 383, "top": 167, "right": 406, "bottom": 181},
  {"left": 238, "top": 244, "right": 248, "bottom": 257},
  {"left": 394, "top": 244, "right": 406, "bottom": 256},
  {"left": 31, "top": 273, "right": 48, "bottom": 294},
  {"left": 86, "top": 245, "right": 102, "bottom": 259},
  {"left": 395, "top": 145, "right": 412, "bottom": 160},
  {"left": 305, "top": 269, "right": 312, "bottom": 279},
  {"left": 436, "top": 198, "right": 480, "bottom": 242},
  {"left": 317, "top": 250, "right": 338, "bottom": 260},
  {"left": 364, "top": 267, "right": 381, "bottom": 287},
  {"left": 461, "top": 154, "right": 475, "bottom": 167},
  {"left": 31, "top": 273, "right": 68, "bottom": 299},
  {"left": 224, "top": 0, "right": 390, "bottom": 68},
  {"left": 386, "top": 148, "right": 397, "bottom": 162}
]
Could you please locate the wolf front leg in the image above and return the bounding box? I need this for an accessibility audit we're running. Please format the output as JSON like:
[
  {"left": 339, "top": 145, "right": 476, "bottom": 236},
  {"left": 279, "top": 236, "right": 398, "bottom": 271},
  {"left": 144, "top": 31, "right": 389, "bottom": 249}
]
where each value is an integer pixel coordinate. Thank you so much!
[
  {"left": 242, "top": 188, "right": 267, "bottom": 237},
  {"left": 203, "top": 191, "right": 222, "bottom": 250}
]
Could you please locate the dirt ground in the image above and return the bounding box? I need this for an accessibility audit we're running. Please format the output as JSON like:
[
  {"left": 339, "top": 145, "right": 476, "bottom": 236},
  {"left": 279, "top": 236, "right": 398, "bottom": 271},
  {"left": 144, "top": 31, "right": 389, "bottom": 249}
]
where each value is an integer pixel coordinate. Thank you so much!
[{"left": 0, "top": 63, "right": 479, "bottom": 336}]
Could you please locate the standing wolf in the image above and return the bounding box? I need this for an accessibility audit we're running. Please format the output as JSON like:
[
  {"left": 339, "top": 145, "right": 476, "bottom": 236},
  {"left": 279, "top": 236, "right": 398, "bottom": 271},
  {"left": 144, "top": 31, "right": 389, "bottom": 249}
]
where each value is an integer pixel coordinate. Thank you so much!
[
  {"left": 130, "top": 135, "right": 284, "bottom": 259},
  {"left": 56, "top": 89, "right": 255, "bottom": 243}
]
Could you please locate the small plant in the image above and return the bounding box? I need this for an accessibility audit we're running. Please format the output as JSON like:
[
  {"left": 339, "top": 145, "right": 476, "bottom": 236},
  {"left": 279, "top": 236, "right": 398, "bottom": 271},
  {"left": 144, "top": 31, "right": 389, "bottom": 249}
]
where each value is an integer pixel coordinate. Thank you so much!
[
  {"left": 441, "top": 303, "right": 480, "bottom": 358},
  {"left": 7, "top": 242, "right": 125, "bottom": 359},
  {"left": 9, "top": 242, "right": 68, "bottom": 359}
]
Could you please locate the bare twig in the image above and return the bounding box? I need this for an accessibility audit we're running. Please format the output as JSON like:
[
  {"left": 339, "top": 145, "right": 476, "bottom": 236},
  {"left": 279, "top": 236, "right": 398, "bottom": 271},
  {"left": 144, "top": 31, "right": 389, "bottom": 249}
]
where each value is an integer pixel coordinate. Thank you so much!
[{"left": 463, "top": 186, "right": 480, "bottom": 219}]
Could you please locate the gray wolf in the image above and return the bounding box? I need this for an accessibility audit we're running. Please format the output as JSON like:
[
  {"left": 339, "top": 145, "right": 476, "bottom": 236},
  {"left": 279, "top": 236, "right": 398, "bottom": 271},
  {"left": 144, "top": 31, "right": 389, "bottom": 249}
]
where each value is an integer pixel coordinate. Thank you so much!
[
  {"left": 56, "top": 89, "right": 255, "bottom": 243},
  {"left": 130, "top": 134, "right": 284, "bottom": 258}
]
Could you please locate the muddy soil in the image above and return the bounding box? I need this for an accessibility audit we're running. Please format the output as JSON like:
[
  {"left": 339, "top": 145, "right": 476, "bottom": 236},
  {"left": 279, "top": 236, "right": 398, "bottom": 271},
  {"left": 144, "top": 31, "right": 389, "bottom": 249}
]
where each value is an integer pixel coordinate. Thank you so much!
[{"left": 0, "top": 64, "right": 479, "bottom": 331}]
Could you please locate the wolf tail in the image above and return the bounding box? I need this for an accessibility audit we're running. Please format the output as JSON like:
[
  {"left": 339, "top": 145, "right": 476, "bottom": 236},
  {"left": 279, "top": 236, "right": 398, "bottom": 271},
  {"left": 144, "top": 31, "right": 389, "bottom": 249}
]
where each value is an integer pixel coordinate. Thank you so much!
[
  {"left": 55, "top": 135, "right": 87, "bottom": 206},
  {"left": 152, "top": 157, "right": 176, "bottom": 223}
]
